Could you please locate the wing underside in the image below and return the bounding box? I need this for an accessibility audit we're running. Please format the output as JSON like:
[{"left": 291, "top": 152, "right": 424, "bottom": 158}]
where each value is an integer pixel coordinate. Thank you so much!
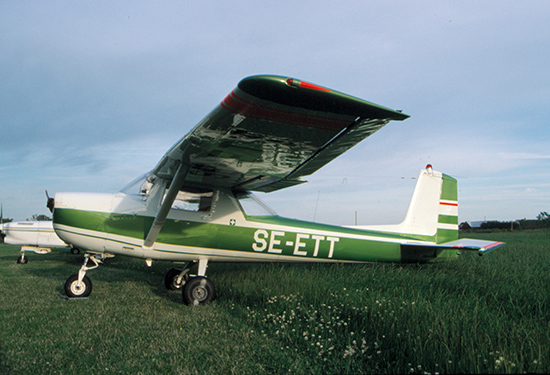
[{"left": 153, "top": 75, "right": 409, "bottom": 192}]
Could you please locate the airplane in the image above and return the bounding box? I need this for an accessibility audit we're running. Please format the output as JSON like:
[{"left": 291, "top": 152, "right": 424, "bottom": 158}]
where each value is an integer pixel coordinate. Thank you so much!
[
  {"left": 0, "top": 218, "right": 74, "bottom": 264},
  {"left": 49, "top": 75, "right": 505, "bottom": 305}
]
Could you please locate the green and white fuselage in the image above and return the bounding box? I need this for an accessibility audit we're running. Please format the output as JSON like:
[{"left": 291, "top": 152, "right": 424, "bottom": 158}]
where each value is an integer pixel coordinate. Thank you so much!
[
  {"left": 51, "top": 75, "right": 504, "bottom": 304},
  {"left": 53, "top": 166, "right": 498, "bottom": 266}
]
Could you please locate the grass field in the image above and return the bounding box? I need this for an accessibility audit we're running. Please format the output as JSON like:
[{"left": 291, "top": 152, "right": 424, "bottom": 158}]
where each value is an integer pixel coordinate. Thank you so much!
[{"left": 1, "top": 229, "right": 549, "bottom": 374}]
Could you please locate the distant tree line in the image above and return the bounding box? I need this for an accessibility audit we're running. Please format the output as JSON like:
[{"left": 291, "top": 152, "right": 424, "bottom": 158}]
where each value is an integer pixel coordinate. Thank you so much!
[
  {"left": 28, "top": 214, "right": 51, "bottom": 221},
  {"left": 460, "top": 211, "right": 550, "bottom": 231},
  {"left": 0, "top": 215, "right": 51, "bottom": 224}
]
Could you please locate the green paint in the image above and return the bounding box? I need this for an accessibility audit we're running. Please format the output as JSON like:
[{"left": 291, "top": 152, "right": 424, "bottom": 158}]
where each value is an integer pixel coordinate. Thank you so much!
[
  {"left": 436, "top": 228, "right": 458, "bottom": 244},
  {"left": 438, "top": 215, "right": 459, "bottom": 225},
  {"left": 441, "top": 174, "right": 458, "bottom": 201},
  {"left": 55, "top": 207, "right": 449, "bottom": 264}
]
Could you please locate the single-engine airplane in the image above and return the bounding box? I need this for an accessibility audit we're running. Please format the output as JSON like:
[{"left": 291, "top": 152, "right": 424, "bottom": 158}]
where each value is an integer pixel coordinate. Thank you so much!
[
  {"left": 0, "top": 219, "right": 73, "bottom": 263},
  {"left": 50, "top": 75, "right": 504, "bottom": 305}
]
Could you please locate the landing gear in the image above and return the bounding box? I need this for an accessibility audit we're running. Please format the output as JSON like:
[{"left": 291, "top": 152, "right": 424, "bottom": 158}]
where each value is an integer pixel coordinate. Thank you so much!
[
  {"left": 64, "top": 274, "right": 92, "bottom": 297},
  {"left": 165, "top": 259, "right": 216, "bottom": 305},
  {"left": 70, "top": 247, "right": 80, "bottom": 255},
  {"left": 16, "top": 246, "right": 53, "bottom": 264},
  {"left": 164, "top": 262, "right": 196, "bottom": 290},
  {"left": 182, "top": 276, "right": 216, "bottom": 305},
  {"left": 165, "top": 268, "right": 184, "bottom": 290},
  {"left": 64, "top": 253, "right": 107, "bottom": 298},
  {"left": 165, "top": 268, "right": 189, "bottom": 290}
]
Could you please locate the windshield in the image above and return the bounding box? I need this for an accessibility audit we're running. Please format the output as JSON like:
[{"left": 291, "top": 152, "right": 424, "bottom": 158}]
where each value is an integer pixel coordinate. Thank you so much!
[
  {"left": 236, "top": 191, "right": 277, "bottom": 216},
  {"left": 120, "top": 172, "right": 157, "bottom": 200}
]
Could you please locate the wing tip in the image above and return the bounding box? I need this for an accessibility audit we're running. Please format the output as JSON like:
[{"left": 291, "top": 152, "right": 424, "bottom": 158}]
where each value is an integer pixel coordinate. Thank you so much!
[
  {"left": 238, "top": 74, "right": 410, "bottom": 120},
  {"left": 477, "top": 241, "right": 506, "bottom": 256}
]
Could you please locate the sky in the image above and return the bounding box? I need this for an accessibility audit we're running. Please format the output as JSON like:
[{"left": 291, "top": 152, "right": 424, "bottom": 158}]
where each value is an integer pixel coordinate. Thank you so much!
[{"left": 1, "top": 1, "right": 549, "bottom": 225}]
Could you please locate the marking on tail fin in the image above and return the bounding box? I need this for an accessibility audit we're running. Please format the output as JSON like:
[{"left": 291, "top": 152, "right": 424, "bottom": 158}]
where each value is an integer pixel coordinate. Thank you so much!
[{"left": 439, "top": 200, "right": 458, "bottom": 207}]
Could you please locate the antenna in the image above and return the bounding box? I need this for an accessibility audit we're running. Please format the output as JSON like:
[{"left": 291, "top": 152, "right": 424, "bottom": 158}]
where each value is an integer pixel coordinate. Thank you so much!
[{"left": 313, "top": 191, "right": 320, "bottom": 222}]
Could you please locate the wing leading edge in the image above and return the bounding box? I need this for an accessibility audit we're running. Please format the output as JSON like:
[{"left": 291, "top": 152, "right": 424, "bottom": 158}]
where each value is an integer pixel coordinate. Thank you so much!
[{"left": 153, "top": 75, "right": 409, "bottom": 192}]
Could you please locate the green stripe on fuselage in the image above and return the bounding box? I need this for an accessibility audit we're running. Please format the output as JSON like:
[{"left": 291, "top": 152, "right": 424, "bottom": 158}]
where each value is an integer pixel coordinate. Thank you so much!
[
  {"left": 246, "top": 215, "right": 434, "bottom": 242},
  {"left": 54, "top": 208, "right": 445, "bottom": 263}
]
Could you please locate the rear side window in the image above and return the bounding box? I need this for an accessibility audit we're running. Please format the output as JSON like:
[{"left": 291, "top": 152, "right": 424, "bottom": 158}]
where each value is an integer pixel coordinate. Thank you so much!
[{"left": 169, "top": 190, "right": 213, "bottom": 212}]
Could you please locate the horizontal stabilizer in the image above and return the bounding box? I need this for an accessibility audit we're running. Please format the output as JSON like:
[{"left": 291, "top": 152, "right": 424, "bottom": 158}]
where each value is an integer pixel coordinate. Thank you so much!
[{"left": 439, "top": 239, "right": 505, "bottom": 255}]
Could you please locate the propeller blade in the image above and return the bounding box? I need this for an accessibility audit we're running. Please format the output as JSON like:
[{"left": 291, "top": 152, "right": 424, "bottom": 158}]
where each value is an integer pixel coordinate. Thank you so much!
[
  {"left": 0, "top": 202, "right": 5, "bottom": 239},
  {"left": 45, "top": 190, "right": 54, "bottom": 213}
]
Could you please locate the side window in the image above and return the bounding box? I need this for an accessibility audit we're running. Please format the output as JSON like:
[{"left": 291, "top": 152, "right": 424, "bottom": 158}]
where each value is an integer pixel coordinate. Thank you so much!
[
  {"left": 236, "top": 191, "right": 276, "bottom": 216},
  {"left": 170, "top": 190, "right": 213, "bottom": 212}
]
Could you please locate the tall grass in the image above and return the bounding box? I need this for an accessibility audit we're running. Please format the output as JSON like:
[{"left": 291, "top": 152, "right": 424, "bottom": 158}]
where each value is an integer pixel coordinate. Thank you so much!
[{"left": 1, "top": 229, "right": 548, "bottom": 374}]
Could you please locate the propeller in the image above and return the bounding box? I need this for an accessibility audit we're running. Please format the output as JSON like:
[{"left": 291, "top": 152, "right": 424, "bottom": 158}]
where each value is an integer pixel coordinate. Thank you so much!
[
  {"left": 0, "top": 202, "right": 5, "bottom": 240},
  {"left": 46, "top": 190, "right": 54, "bottom": 213}
]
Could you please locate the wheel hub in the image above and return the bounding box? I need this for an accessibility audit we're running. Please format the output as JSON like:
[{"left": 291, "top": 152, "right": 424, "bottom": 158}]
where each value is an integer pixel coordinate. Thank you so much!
[
  {"left": 191, "top": 286, "right": 207, "bottom": 301},
  {"left": 70, "top": 281, "right": 85, "bottom": 295}
]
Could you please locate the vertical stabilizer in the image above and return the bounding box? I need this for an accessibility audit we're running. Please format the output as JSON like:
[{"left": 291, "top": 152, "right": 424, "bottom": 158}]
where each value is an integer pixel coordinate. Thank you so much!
[
  {"left": 355, "top": 165, "right": 458, "bottom": 243},
  {"left": 401, "top": 165, "right": 458, "bottom": 242}
]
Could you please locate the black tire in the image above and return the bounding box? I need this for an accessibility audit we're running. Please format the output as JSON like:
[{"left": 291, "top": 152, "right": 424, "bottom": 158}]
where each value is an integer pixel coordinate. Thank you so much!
[
  {"left": 165, "top": 268, "right": 185, "bottom": 290},
  {"left": 17, "top": 255, "right": 28, "bottom": 264},
  {"left": 64, "top": 274, "right": 92, "bottom": 298},
  {"left": 182, "top": 276, "right": 216, "bottom": 305},
  {"left": 71, "top": 247, "right": 80, "bottom": 255}
]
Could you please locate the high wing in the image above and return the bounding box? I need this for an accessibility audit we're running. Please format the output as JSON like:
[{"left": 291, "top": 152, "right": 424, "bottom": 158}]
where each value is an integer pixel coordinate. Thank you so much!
[
  {"left": 144, "top": 75, "right": 408, "bottom": 246},
  {"left": 152, "top": 75, "right": 409, "bottom": 193}
]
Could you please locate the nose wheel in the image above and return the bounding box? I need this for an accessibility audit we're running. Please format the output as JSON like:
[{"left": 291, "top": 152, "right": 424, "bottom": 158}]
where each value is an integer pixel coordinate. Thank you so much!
[
  {"left": 65, "top": 274, "right": 92, "bottom": 297},
  {"left": 64, "top": 253, "right": 106, "bottom": 298}
]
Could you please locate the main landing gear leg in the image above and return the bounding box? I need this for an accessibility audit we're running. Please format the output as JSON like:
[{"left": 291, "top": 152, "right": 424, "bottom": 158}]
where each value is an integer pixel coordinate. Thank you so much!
[
  {"left": 165, "top": 261, "right": 197, "bottom": 291},
  {"left": 16, "top": 253, "right": 28, "bottom": 264},
  {"left": 176, "top": 258, "right": 216, "bottom": 306},
  {"left": 64, "top": 253, "right": 103, "bottom": 298}
]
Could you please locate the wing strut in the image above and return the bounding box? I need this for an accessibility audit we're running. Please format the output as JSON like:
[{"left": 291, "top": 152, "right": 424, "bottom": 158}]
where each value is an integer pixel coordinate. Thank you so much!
[{"left": 144, "top": 162, "right": 189, "bottom": 248}]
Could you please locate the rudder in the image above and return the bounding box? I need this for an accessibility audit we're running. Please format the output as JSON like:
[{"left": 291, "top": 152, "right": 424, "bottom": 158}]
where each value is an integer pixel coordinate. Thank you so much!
[{"left": 436, "top": 172, "right": 459, "bottom": 243}]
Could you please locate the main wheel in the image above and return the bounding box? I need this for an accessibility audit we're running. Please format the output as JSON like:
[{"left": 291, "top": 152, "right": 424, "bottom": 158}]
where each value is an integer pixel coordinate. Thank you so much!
[
  {"left": 16, "top": 255, "right": 28, "bottom": 264},
  {"left": 71, "top": 247, "right": 80, "bottom": 255},
  {"left": 165, "top": 268, "right": 185, "bottom": 290},
  {"left": 182, "top": 276, "right": 216, "bottom": 306},
  {"left": 64, "top": 274, "right": 92, "bottom": 298}
]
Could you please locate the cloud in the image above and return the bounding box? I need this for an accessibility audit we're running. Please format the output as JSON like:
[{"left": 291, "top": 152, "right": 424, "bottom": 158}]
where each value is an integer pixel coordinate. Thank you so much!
[
  {"left": 501, "top": 152, "right": 550, "bottom": 160},
  {"left": 1, "top": 1, "right": 550, "bottom": 223}
]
